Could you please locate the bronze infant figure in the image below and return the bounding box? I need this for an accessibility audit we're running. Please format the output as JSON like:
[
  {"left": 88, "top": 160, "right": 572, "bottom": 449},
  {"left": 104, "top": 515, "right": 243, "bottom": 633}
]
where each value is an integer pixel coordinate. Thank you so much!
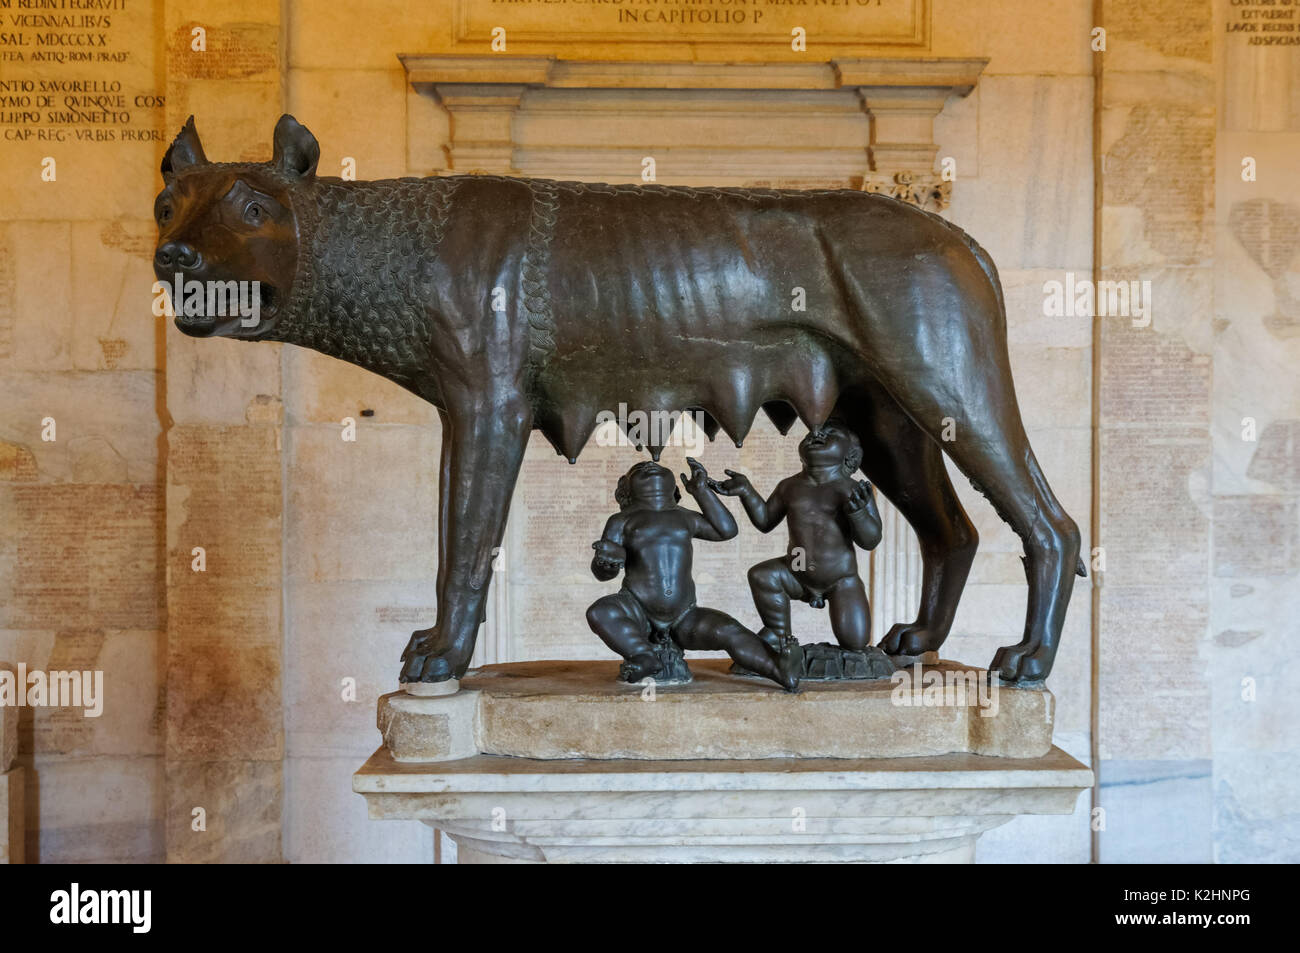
[
  {"left": 587, "top": 458, "right": 802, "bottom": 691},
  {"left": 154, "top": 114, "right": 1085, "bottom": 687},
  {"left": 719, "top": 419, "right": 882, "bottom": 653}
]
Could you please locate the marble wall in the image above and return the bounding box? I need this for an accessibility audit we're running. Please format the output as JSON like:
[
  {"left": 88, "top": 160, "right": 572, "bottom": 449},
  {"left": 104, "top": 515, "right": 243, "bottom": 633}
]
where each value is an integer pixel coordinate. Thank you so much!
[
  {"left": 1207, "top": 0, "right": 1300, "bottom": 863},
  {"left": 0, "top": 0, "right": 167, "bottom": 861}
]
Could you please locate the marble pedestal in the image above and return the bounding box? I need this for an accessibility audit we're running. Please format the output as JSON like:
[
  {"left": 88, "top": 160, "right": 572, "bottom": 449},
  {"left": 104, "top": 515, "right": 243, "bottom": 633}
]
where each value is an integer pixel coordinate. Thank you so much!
[
  {"left": 356, "top": 747, "right": 1090, "bottom": 863},
  {"left": 355, "top": 659, "right": 1093, "bottom": 863}
]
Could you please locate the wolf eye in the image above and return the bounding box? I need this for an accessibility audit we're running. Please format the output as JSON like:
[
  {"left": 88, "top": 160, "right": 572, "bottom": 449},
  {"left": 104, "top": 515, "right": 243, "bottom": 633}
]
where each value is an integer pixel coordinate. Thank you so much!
[{"left": 243, "top": 201, "right": 265, "bottom": 226}]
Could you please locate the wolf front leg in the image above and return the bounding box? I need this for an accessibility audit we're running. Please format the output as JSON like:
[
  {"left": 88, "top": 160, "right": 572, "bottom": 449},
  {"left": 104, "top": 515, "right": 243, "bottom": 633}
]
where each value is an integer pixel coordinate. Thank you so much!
[{"left": 400, "top": 395, "right": 533, "bottom": 684}]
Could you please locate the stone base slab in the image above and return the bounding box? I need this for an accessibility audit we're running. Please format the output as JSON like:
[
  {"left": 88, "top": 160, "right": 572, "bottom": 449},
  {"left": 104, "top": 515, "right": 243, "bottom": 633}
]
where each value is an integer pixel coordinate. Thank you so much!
[
  {"left": 377, "top": 659, "right": 1053, "bottom": 762},
  {"left": 401, "top": 678, "right": 460, "bottom": 697},
  {"left": 354, "top": 745, "right": 1092, "bottom": 863}
]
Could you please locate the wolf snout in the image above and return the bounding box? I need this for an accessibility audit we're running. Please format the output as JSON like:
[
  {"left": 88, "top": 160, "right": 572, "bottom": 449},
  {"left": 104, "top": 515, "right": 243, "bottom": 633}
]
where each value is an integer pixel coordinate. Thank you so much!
[{"left": 155, "top": 240, "right": 201, "bottom": 271}]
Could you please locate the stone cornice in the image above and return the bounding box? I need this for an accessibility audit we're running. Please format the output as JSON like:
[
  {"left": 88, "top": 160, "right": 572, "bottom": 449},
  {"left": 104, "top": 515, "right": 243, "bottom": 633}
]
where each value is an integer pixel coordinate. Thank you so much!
[{"left": 399, "top": 55, "right": 987, "bottom": 210}]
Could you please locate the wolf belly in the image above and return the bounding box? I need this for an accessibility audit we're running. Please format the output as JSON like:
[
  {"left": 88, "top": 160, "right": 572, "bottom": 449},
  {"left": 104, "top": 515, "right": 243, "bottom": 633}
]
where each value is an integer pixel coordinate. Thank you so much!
[{"left": 532, "top": 185, "right": 896, "bottom": 459}]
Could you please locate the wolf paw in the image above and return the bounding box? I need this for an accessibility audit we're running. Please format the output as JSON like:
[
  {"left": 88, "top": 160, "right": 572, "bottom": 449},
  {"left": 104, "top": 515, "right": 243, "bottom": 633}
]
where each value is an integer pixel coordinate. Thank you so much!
[{"left": 881, "top": 622, "right": 947, "bottom": 657}]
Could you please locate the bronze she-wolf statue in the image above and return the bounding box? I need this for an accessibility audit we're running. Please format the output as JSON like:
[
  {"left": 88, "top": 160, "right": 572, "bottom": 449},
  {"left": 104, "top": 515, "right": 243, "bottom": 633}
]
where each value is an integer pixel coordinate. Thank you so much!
[{"left": 153, "top": 114, "right": 1085, "bottom": 686}]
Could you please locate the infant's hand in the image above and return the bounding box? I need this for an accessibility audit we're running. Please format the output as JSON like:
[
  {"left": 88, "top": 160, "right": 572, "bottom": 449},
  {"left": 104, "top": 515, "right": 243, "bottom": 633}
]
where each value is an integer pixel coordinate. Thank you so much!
[
  {"left": 844, "top": 480, "right": 875, "bottom": 514},
  {"left": 680, "top": 457, "right": 710, "bottom": 495},
  {"left": 592, "top": 539, "right": 626, "bottom": 567},
  {"left": 714, "top": 469, "right": 752, "bottom": 497}
]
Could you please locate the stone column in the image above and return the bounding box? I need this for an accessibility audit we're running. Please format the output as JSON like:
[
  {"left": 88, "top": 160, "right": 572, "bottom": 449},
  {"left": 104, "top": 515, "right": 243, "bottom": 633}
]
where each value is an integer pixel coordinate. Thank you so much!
[
  {"left": 835, "top": 58, "right": 983, "bottom": 210},
  {"left": 870, "top": 498, "right": 923, "bottom": 646},
  {"left": 432, "top": 85, "right": 532, "bottom": 174},
  {"left": 162, "top": 0, "right": 286, "bottom": 863},
  {"left": 0, "top": 662, "right": 20, "bottom": 863},
  {"left": 1095, "top": 1, "right": 1217, "bottom": 861},
  {"left": 404, "top": 56, "right": 554, "bottom": 175},
  {"left": 856, "top": 86, "right": 953, "bottom": 209}
]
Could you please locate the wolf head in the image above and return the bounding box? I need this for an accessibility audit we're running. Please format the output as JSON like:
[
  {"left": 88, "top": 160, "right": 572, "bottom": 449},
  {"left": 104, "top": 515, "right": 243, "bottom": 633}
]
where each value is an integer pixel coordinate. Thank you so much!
[{"left": 153, "top": 114, "right": 319, "bottom": 340}]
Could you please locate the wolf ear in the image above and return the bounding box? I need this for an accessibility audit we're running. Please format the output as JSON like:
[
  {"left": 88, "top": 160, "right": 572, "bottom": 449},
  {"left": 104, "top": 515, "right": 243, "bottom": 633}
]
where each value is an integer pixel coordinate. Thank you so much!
[
  {"left": 162, "top": 116, "right": 207, "bottom": 178},
  {"left": 271, "top": 114, "right": 319, "bottom": 180}
]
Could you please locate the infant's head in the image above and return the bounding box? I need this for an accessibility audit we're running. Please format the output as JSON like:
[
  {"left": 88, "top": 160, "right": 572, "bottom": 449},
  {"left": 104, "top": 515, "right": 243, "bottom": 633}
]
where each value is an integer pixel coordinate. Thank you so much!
[
  {"left": 797, "top": 419, "right": 862, "bottom": 475},
  {"left": 615, "top": 461, "right": 681, "bottom": 509}
]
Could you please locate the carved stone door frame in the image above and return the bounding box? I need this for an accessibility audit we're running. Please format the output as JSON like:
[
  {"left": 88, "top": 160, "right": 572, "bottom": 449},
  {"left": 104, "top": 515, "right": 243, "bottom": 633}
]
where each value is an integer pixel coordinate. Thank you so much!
[{"left": 397, "top": 53, "right": 987, "bottom": 663}]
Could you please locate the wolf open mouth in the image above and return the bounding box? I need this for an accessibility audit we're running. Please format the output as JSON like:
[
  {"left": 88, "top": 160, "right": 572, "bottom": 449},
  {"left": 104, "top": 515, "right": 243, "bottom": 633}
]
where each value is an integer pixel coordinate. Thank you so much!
[{"left": 172, "top": 282, "right": 278, "bottom": 337}]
